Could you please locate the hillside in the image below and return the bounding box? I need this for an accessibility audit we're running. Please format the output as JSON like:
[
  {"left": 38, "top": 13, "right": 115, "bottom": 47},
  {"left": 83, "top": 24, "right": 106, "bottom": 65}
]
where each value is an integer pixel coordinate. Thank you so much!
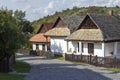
[{"left": 31, "top": 6, "right": 120, "bottom": 33}]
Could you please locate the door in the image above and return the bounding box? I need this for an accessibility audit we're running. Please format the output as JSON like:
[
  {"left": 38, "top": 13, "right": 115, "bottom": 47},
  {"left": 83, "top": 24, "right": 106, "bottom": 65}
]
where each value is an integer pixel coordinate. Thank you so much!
[
  {"left": 88, "top": 43, "right": 94, "bottom": 55},
  {"left": 42, "top": 44, "right": 45, "bottom": 51}
]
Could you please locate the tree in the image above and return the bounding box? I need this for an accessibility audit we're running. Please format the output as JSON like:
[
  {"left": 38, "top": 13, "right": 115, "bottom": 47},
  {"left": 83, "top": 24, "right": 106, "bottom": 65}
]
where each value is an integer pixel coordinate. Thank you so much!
[
  {"left": 14, "top": 10, "right": 33, "bottom": 34},
  {"left": 0, "top": 9, "right": 25, "bottom": 60}
]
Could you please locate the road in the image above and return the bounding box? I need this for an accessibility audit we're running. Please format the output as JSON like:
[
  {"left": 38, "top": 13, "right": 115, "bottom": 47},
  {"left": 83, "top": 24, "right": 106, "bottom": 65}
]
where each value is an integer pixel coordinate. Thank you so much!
[{"left": 16, "top": 54, "right": 120, "bottom": 80}]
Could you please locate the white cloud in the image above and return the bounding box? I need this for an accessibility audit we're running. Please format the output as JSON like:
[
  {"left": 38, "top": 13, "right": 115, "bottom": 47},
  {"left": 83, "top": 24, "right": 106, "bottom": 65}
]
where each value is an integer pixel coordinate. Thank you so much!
[
  {"left": 44, "top": 1, "right": 55, "bottom": 15},
  {"left": 11, "top": 0, "right": 29, "bottom": 3},
  {"left": 22, "top": 5, "right": 32, "bottom": 11}
]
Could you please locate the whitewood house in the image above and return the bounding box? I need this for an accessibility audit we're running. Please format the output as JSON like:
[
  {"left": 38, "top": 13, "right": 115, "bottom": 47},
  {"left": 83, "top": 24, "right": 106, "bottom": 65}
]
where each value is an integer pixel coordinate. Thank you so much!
[
  {"left": 44, "top": 16, "right": 84, "bottom": 55},
  {"left": 66, "top": 11, "right": 120, "bottom": 58},
  {"left": 29, "top": 23, "right": 53, "bottom": 51}
]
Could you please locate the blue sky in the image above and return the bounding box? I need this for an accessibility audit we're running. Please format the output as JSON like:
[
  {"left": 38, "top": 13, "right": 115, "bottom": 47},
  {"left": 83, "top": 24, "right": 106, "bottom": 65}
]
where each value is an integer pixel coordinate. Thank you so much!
[{"left": 0, "top": 0, "right": 120, "bottom": 21}]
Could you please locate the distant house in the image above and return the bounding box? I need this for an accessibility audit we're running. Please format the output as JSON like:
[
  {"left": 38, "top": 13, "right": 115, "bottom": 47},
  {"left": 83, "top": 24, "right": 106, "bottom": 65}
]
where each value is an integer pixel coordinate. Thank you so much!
[
  {"left": 66, "top": 11, "right": 120, "bottom": 58},
  {"left": 44, "top": 16, "right": 84, "bottom": 55},
  {"left": 29, "top": 23, "right": 53, "bottom": 51}
]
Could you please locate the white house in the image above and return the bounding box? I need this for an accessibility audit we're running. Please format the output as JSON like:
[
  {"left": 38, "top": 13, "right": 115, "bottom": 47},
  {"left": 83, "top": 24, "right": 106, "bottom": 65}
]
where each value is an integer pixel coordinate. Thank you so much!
[
  {"left": 44, "top": 16, "right": 84, "bottom": 55},
  {"left": 66, "top": 11, "right": 120, "bottom": 58},
  {"left": 29, "top": 23, "right": 53, "bottom": 51}
]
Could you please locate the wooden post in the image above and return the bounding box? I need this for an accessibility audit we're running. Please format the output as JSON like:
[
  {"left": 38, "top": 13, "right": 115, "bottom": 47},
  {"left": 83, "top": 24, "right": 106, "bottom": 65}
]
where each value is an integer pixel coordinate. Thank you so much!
[
  {"left": 114, "top": 57, "right": 117, "bottom": 68},
  {"left": 81, "top": 54, "right": 82, "bottom": 62},
  {"left": 95, "top": 55, "right": 98, "bottom": 66},
  {"left": 90, "top": 55, "right": 91, "bottom": 64}
]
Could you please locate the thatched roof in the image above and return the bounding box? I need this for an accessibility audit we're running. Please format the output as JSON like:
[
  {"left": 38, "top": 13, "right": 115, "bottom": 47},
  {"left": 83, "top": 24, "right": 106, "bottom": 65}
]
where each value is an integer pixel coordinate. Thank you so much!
[
  {"left": 52, "top": 16, "right": 84, "bottom": 33},
  {"left": 45, "top": 16, "right": 84, "bottom": 37},
  {"left": 66, "top": 13, "right": 120, "bottom": 42},
  {"left": 60, "top": 16, "right": 84, "bottom": 33},
  {"left": 44, "top": 27, "right": 70, "bottom": 37},
  {"left": 65, "top": 29, "right": 103, "bottom": 41}
]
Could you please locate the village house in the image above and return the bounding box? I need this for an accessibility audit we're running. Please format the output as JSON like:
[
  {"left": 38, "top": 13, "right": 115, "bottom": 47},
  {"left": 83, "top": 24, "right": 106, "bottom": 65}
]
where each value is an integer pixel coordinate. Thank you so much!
[
  {"left": 65, "top": 10, "right": 120, "bottom": 58},
  {"left": 29, "top": 23, "right": 53, "bottom": 51},
  {"left": 44, "top": 16, "right": 84, "bottom": 55}
]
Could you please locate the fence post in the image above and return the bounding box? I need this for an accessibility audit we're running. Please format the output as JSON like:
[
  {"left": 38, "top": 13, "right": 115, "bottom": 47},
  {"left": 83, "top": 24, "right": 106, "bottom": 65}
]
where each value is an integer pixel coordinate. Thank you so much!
[
  {"left": 90, "top": 55, "right": 91, "bottom": 64},
  {"left": 114, "top": 57, "right": 117, "bottom": 68},
  {"left": 95, "top": 55, "right": 98, "bottom": 66},
  {"left": 81, "top": 54, "right": 82, "bottom": 62}
]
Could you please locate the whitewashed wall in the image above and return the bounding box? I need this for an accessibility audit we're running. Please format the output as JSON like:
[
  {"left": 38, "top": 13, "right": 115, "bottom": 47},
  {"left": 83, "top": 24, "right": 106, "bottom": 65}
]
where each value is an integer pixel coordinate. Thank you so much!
[
  {"left": 67, "top": 41, "right": 80, "bottom": 54},
  {"left": 51, "top": 37, "right": 67, "bottom": 53},
  {"left": 104, "top": 42, "right": 114, "bottom": 56},
  {"left": 32, "top": 43, "right": 47, "bottom": 51}
]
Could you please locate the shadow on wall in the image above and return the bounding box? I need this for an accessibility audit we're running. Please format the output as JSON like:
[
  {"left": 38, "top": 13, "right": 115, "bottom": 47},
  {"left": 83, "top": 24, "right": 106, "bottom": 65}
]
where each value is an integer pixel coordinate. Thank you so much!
[
  {"left": 51, "top": 42, "right": 63, "bottom": 53},
  {"left": 25, "top": 63, "right": 112, "bottom": 80}
]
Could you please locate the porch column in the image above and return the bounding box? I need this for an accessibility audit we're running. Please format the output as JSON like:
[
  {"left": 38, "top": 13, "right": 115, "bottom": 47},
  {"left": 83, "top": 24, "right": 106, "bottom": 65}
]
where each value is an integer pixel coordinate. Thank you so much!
[
  {"left": 114, "top": 42, "right": 118, "bottom": 56},
  {"left": 102, "top": 42, "right": 105, "bottom": 57},
  {"left": 67, "top": 41, "right": 68, "bottom": 52},
  {"left": 79, "top": 42, "right": 82, "bottom": 54}
]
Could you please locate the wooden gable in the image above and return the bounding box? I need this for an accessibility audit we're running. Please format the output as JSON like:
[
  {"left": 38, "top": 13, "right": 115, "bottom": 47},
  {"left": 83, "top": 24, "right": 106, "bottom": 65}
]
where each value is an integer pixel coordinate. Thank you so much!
[
  {"left": 53, "top": 17, "right": 67, "bottom": 28},
  {"left": 37, "top": 23, "right": 53, "bottom": 33},
  {"left": 79, "top": 15, "right": 98, "bottom": 29},
  {"left": 37, "top": 24, "right": 46, "bottom": 33}
]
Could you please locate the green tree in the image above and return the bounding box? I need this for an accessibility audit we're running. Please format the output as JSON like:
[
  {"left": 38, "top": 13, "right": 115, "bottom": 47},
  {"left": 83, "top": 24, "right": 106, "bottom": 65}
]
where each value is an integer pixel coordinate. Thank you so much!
[
  {"left": 14, "top": 10, "right": 33, "bottom": 34},
  {"left": 0, "top": 9, "right": 25, "bottom": 60}
]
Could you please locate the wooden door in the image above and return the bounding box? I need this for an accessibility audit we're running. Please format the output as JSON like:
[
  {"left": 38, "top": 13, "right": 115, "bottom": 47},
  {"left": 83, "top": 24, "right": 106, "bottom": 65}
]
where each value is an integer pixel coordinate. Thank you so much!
[{"left": 88, "top": 43, "right": 94, "bottom": 55}]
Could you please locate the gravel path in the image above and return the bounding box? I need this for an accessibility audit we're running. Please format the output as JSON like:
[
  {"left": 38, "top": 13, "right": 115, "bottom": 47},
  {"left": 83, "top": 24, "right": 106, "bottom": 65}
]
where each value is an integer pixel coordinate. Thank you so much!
[{"left": 16, "top": 54, "right": 120, "bottom": 80}]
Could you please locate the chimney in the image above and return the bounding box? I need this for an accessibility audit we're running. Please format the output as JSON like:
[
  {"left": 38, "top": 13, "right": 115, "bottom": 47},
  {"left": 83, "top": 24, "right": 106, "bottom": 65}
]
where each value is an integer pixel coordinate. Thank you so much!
[{"left": 108, "top": 10, "right": 113, "bottom": 16}]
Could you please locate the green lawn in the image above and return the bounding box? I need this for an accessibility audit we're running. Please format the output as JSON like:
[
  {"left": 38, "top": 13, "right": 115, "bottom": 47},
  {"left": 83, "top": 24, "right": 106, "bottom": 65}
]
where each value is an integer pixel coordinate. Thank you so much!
[
  {"left": 0, "top": 60, "right": 31, "bottom": 80},
  {"left": 54, "top": 57, "right": 65, "bottom": 60},
  {"left": 107, "top": 68, "right": 120, "bottom": 72},
  {"left": 0, "top": 73, "right": 25, "bottom": 80},
  {"left": 12, "top": 60, "right": 30, "bottom": 73}
]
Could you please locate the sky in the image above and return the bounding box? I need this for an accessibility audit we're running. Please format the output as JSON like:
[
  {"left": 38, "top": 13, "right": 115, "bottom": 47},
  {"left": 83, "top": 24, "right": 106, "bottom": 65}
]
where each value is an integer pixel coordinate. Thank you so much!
[{"left": 0, "top": 0, "right": 120, "bottom": 21}]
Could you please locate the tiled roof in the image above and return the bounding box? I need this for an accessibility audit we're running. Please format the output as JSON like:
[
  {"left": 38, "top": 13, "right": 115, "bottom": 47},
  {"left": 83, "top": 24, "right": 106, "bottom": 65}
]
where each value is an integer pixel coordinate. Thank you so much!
[
  {"left": 66, "top": 13, "right": 120, "bottom": 41},
  {"left": 29, "top": 33, "right": 50, "bottom": 43}
]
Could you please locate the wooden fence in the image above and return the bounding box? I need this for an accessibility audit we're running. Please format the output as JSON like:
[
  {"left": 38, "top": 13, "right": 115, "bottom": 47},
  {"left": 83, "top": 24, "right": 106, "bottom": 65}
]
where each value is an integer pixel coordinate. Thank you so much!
[
  {"left": 0, "top": 55, "right": 15, "bottom": 72},
  {"left": 65, "top": 54, "right": 120, "bottom": 68}
]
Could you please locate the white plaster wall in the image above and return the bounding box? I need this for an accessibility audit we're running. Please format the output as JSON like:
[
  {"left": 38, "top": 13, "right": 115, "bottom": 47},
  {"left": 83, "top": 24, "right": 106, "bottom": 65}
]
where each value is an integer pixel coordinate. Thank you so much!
[
  {"left": 32, "top": 43, "right": 48, "bottom": 51},
  {"left": 104, "top": 42, "right": 114, "bottom": 56},
  {"left": 82, "top": 42, "right": 89, "bottom": 55},
  {"left": 94, "top": 43, "right": 102, "bottom": 57},
  {"left": 38, "top": 44, "right": 42, "bottom": 50},
  {"left": 67, "top": 41, "right": 80, "bottom": 54},
  {"left": 82, "top": 42, "right": 103, "bottom": 57},
  {"left": 32, "top": 43, "right": 36, "bottom": 50},
  {"left": 117, "top": 42, "right": 120, "bottom": 56},
  {"left": 51, "top": 37, "right": 67, "bottom": 53}
]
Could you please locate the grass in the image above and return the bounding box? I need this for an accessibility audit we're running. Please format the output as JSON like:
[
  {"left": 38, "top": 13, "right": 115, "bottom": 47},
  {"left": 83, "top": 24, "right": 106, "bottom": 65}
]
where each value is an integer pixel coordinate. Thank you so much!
[
  {"left": 0, "top": 60, "right": 31, "bottom": 80},
  {"left": 107, "top": 68, "right": 120, "bottom": 72},
  {"left": 54, "top": 57, "right": 65, "bottom": 60},
  {"left": 71, "top": 61, "right": 87, "bottom": 66},
  {"left": 0, "top": 73, "right": 25, "bottom": 80},
  {"left": 12, "top": 60, "right": 31, "bottom": 73}
]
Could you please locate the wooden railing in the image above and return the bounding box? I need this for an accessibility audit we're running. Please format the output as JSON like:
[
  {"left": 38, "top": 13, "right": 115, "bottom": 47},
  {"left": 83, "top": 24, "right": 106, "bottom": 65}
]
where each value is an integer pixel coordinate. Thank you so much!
[{"left": 65, "top": 54, "right": 120, "bottom": 68}]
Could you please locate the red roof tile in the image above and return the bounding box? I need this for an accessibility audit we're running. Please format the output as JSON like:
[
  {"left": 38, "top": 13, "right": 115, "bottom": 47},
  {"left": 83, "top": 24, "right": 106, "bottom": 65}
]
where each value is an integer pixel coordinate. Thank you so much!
[{"left": 29, "top": 33, "right": 50, "bottom": 43}]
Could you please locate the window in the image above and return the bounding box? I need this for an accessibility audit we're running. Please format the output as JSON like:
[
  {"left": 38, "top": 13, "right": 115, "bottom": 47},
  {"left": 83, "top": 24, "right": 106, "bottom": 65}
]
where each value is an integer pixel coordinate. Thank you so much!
[
  {"left": 78, "top": 42, "right": 79, "bottom": 52},
  {"left": 82, "top": 43, "right": 84, "bottom": 53},
  {"left": 36, "top": 44, "right": 39, "bottom": 50},
  {"left": 42, "top": 44, "right": 45, "bottom": 51},
  {"left": 88, "top": 43, "right": 94, "bottom": 54}
]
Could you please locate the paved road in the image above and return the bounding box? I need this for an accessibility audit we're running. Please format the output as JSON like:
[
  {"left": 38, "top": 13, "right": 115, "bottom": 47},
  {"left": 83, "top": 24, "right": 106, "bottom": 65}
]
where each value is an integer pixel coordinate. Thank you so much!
[{"left": 16, "top": 54, "right": 120, "bottom": 80}]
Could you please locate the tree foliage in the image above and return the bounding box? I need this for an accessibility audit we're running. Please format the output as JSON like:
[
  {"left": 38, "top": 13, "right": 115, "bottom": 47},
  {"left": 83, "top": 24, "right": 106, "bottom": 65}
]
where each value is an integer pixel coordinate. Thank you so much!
[{"left": 0, "top": 9, "right": 25, "bottom": 60}]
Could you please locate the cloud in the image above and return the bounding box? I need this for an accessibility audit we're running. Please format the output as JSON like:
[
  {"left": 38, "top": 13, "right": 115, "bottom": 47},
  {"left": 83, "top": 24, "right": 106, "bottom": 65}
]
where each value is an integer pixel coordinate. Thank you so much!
[
  {"left": 6, "top": 0, "right": 120, "bottom": 21},
  {"left": 22, "top": 5, "right": 32, "bottom": 11},
  {"left": 11, "top": 0, "right": 29, "bottom": 3}
]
